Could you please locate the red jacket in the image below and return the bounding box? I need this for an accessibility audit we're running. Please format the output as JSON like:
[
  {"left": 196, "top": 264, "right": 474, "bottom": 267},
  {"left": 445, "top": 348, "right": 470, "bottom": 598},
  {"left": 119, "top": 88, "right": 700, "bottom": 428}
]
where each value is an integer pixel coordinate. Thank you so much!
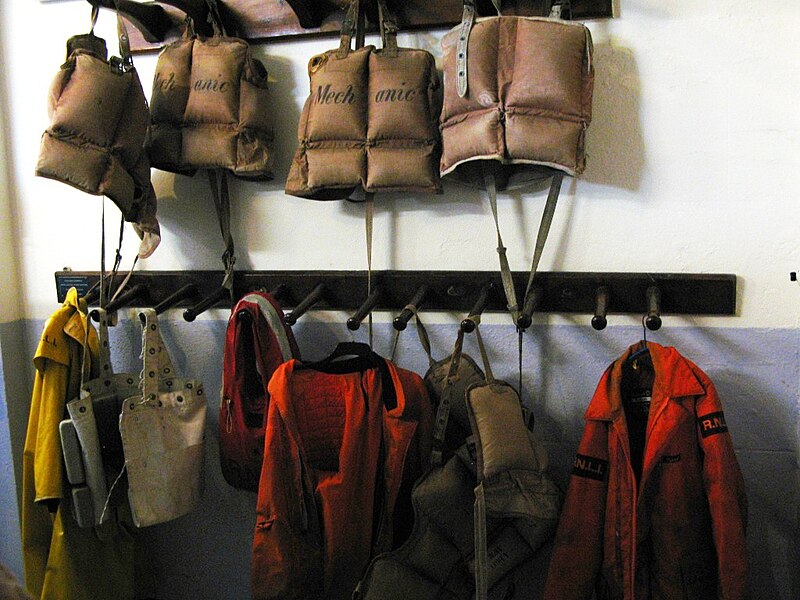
[
  {"left": 251, "top": 356, "right": 432, "bottom": 600},
  {"left": 544, "top": 342, "right": 748, "bottom": 600}
]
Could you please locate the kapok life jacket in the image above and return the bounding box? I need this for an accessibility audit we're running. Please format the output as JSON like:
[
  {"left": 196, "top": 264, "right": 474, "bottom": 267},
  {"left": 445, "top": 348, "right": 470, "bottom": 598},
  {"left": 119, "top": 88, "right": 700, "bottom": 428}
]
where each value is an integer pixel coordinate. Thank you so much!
[
  {"left": 439, "top": 7, "right": 594, "bottom": 187},
  {"left": 439, "top": 2, "right": 595, "bottom": 326},
  {"left": 355, "top": 323, "right": 562, "bottom": 600},
  {"left": 37, "top": 17, "right": 161, "bottom": 258},
  {"left": 146, "top": 33, "right": 273, "bottom": 179},
  {"left": 219, "top": 292, "right": 299, "bottom": 491},
  {"left": 285, "top": 0, "right": 442, "bottom": 199}
]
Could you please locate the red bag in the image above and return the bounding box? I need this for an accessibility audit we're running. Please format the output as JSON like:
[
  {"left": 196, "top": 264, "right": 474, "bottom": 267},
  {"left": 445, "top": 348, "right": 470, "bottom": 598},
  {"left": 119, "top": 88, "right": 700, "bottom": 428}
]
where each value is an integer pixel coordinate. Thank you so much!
[{"left": 220, "top": 292, "right": 300, "bottom": 491}]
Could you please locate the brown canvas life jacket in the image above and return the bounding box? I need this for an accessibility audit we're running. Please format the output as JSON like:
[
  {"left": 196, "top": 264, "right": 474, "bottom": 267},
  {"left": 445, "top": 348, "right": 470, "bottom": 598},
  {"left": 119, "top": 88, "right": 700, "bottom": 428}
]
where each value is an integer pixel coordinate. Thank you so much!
[
  {"left": 146, "top": 34, "right": 273, "bottom": 180},
  {"left": 440, "top": 10, "right": 594, "bottom": 188},
  {"left": 285, "top": 0, "right": 442, "bottom": 199},
  {"left": 36, "top": 26, "right": 160, "bottom": 256}
]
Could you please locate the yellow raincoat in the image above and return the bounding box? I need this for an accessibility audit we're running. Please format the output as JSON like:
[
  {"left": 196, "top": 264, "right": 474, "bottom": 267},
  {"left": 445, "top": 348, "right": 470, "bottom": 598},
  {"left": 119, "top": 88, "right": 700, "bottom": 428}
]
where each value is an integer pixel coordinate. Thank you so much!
[{"left": 21, "top": 288, "right": 134, "bottom": 600}]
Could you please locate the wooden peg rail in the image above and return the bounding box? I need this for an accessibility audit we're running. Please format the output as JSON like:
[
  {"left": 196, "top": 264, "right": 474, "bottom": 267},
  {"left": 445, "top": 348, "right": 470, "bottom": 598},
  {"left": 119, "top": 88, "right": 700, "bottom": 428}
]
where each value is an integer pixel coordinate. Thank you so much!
[
  {"left": 107, "top": 0, "right": 613, "bottom": 53},
  {"left": 55, "top": 270, "right": 737, "bottom": 324}
]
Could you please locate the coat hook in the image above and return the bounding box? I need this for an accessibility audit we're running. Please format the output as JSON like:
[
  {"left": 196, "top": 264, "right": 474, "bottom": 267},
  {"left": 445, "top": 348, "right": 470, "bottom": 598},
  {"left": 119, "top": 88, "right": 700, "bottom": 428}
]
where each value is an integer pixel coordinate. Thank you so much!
[
  {"left": 183, "top": 286, "right": 230, "bottom": 322},
  {"left": 461, "top": 282, "right": 494, "bottom": 333},
  {"left": 516, "top": 286, "right": 543, "bottom": 330},
  {"left": 347, "top": 286, "right": 382, "bottom": 331},
  {"left": 393, "top": 285, "right": 429, "bottom": 331},
  {"left": 284, "top": 283, "right": 326, "bottom": 326},
  {"left": 91, "top": 283, "right": 149, "bottom": 321},
  {"left": 645, "top": 285, "right": 662, "bottom": 331},
  {"left": 591, "top": 286, "right": 610, "bottom": 331},
  {"left": 82, "top": 282, "right": 101, "bottom": 307},
  {"left": 270, "top": 284, "right": 291, "bottom": 305},
  {"left": 154, "top": 284, "right": 199, "bottom": 315}
]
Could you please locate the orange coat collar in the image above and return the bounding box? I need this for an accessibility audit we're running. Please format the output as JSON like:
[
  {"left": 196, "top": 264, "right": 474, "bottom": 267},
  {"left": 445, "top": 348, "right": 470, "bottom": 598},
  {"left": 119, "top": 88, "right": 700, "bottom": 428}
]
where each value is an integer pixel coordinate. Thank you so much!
[{"left": 585, "top": 341, "right": 705, "bottom": 422}]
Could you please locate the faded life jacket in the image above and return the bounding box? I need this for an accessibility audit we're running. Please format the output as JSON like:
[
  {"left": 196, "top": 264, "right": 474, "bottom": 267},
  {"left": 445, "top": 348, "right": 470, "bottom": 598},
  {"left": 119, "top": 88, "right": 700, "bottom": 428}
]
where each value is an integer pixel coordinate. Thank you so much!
[
  {"left": 219, "top": 292, "right": 299, "bottom": 492},
  {"left": 440, "top": 8, "right": 594, "bottom": 187},
  {"left": 146, "top": 35, "right": 273, "bottom": 179},
  {"left": 37, "top": 27, "right": 160, "bottom": 257},
  {"left": 285, "top": 0, "right": 441, "bottom": 199},
  {"left": 356, "top": 324, "right": 562, "bottom": 600}
]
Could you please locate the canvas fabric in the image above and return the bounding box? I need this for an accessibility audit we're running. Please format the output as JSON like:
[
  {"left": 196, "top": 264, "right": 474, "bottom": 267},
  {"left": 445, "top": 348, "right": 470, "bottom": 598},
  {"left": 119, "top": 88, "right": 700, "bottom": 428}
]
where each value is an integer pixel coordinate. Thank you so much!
[
  {"left": 119, "top": 309, "right": 207, "bottom": 528},
  {"left": 355, "top": 322, "right": 561, "bottom": 600},
  {"left": 36, "top": 28, "right": 160, "bottom": 257},
  {"left": 146, "top": 35, "right": 273, "bottom": 179},
  {"left": 440, "top": 12, "right": 594, "bottom": 188},
  {"left": 285, "top": 0, "right": 441, "bottom": 199}
]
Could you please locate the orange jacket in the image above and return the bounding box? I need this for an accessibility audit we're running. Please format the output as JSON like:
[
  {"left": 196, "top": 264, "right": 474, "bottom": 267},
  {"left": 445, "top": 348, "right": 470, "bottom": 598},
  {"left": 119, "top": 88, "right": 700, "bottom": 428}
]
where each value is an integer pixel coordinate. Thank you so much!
[
  {"left": 251, "top": 356, "right": 432, "bottom": 600},
  {"left": 544, "top": 342, "right": 748, "bottom": 600}
]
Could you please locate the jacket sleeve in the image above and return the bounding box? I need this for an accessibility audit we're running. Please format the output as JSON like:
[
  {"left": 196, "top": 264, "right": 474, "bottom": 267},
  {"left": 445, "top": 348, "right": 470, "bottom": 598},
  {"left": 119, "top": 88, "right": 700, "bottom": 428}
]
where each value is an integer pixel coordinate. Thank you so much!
[
  {"left": 543, "top": 420, "right": 609, "bottom": 600},
  {"left": 695, "top": 378, "right": 749, "bottom": 600}
]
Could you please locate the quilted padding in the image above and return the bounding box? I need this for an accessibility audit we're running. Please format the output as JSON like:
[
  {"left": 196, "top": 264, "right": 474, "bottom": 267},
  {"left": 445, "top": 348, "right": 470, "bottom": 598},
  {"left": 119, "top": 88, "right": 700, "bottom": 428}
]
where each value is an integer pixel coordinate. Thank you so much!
[
  {"left": 146, "top": 36, "right": 273, "bottom": 179},
  {"left": 285, "top": 45, "right": 442, "bottom": 199},
  {"left": 440, "top": 17, "right": 594, "bottom": 186},
  {"left": 36, "top": 35, "right": 156, "bottom": 232}
]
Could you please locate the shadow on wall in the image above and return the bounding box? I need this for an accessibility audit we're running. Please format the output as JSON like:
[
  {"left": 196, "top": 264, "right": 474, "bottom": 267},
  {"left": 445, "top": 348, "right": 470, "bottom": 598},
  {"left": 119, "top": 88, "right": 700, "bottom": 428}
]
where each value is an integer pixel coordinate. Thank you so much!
[
  {"left": 148, "top": 52, "right": 300, "bottom": 271},
  {"left": 582, "top": 33, "right": 645, "bottom": 192}
]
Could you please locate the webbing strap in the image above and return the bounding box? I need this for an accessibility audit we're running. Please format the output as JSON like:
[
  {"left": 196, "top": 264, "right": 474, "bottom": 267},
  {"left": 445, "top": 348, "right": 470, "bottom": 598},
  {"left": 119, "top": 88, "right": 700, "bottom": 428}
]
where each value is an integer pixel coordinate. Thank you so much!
[
  {"left": 389, "top": 304, "right": 434, "bottom": 368},
  {"left": 430, "top": 318, "right": 494, "bottom": 467},
  {"left": 485, "top": 170, "right": 563, "bottom": 324},
  {"left": 365, "top": 192, "right": 375, "bottom": 348},
  {"left": 208, "top": 169, "right": 235, "bottom": 297},
  {"left": 456, "top": 0, "right": 476, "bottom": 97},
  {"left": 376, "top": 0, "right": 398, "bottom": 56},
  {"left": 430, "top": 326, "right": 466, "bottom": 467},
  {"left": 474, "top": 481, "right": 489, "bottom": 600}
]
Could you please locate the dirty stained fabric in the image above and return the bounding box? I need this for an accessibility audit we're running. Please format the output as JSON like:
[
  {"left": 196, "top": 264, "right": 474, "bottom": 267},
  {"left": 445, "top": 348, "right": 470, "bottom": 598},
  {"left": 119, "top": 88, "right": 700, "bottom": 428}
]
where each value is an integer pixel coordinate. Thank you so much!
[
  {"left": 21, "top": 289, "right": 135, "bottom": 600},
  {"left": 544, "top": 341, "right": 749, "bottom": 600}
]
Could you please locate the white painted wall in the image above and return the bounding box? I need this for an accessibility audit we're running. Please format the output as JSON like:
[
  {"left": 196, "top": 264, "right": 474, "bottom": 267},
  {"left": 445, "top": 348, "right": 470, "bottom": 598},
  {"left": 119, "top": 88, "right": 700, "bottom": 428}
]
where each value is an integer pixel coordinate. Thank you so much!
[{"left": 1, "top": 0, "right": 799, "bottom": 327}]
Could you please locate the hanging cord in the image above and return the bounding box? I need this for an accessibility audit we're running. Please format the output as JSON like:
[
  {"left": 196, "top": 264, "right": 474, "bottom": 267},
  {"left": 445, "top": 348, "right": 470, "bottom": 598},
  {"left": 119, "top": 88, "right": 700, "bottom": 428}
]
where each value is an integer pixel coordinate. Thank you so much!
[{"left": 365, "top": 192, "right": 375, "bottom": 349}]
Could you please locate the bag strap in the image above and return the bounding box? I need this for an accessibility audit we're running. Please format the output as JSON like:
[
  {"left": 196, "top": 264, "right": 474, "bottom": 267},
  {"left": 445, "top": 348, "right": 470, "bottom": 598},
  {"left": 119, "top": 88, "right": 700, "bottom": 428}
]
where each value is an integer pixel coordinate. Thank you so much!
[
  {"left": 376, "top": 0, "right": 398, "bottom": 56},
  {"left": 429, "top": 317, "right": 493, "bottom": 467},
  {"left": 337, "top": 0, "right": 366, "bottom": 58},
  {"left": 139, "top": 308, "right": 176, "bottom": 404}
]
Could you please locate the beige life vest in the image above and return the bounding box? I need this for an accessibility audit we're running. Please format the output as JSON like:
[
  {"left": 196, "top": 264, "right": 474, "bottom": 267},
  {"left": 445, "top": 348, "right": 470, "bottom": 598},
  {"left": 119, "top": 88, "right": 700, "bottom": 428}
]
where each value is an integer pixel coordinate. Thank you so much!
[
  {"left": 146, "top": 34, "right": 273, "bottom": 179},
  {"left": 440, "top": 9, "right": 594, "bottom": 187},
  {"left": 36, "top": 18, "right": 160, "bottom": 258},
  {"left": 285, "top": 0, "right": 442, "bottom": 199}
]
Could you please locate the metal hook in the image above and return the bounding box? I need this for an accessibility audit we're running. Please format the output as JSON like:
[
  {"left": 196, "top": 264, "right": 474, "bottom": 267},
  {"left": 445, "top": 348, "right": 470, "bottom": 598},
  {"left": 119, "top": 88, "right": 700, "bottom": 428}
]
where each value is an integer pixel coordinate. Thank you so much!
[
  {"left": 347, "top": 286, "right": 382, "bottom": 331},
  {"left": 284, "top": 283, "right": 326, "bottom": 326},
  {"left": 154, "top": 284, "right": 199, "bottom": 315},
  {"left": 393, "top": 285, "right": 429, "bottom": 331},
  {"left": 591, "top": 286, "right": 610, "bottom": 330},
  {"left": 461, "top": 282, "right": 494, "bottom": 333},
  {"left": 516, "top": 286, "right": 543, "bottom": 330},
  {"left": 645, "top": 285, "right": 662, "bottom": 331}
]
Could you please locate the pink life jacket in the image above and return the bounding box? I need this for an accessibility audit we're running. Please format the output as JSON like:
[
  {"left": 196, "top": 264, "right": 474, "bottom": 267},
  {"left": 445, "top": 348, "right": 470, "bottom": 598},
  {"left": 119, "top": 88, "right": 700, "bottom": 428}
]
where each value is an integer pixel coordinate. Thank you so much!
[{"left": 219, "top": 292, "right": 299, "bottom": 491}]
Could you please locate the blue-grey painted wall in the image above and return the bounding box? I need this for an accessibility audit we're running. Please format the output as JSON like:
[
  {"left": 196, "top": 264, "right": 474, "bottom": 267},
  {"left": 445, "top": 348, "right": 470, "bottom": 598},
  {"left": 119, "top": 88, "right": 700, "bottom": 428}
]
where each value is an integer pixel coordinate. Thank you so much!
[
  {"left": 0, "top": 320, "right": 33, "bottom": 582},
  {"left": 2, "top": 317, "right": 798, "bottom": 599}
]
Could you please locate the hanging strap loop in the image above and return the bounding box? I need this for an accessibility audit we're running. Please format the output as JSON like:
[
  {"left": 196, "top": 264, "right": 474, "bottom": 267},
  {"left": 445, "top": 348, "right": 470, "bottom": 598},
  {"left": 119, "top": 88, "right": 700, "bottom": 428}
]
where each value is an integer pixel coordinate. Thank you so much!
[{"left": 485, "top": 167, "right": 562, "bottom": 326}]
